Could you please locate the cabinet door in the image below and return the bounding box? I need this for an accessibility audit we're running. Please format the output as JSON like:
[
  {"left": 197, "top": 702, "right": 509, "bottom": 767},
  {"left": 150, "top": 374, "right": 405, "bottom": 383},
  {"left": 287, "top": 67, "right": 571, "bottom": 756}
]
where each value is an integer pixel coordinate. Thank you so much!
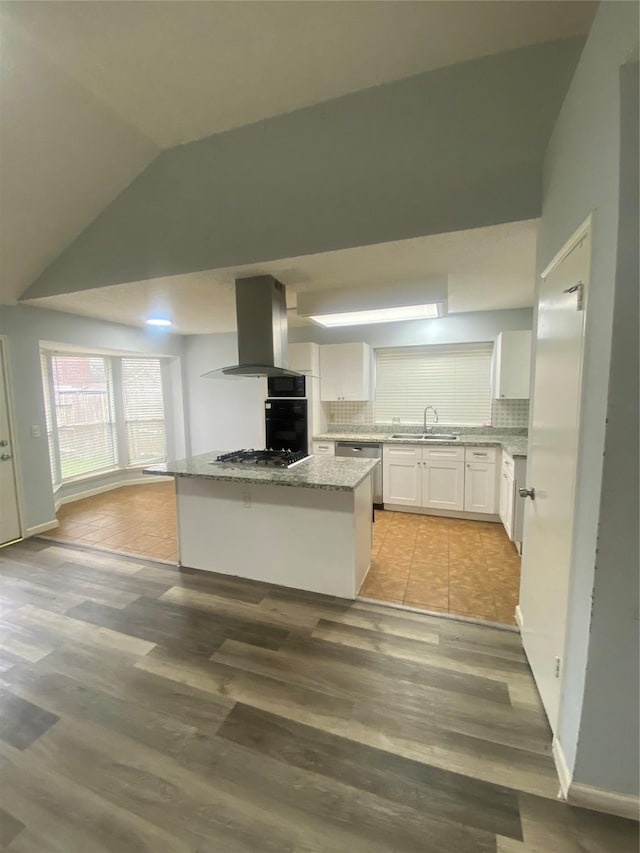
[
  {"left": 383, "top": 446, "right": 421, "bottom": 506},
  {"left": 464, "top": 462, "right": 497, "bottom": 514},
  {"left": 319, "top": 343, "right": 371, "bottom": 401},
  {"left": 494, "top": 330, "right": 532, "bottom": 399},
  {"left": 500, "top": 471, "right": 515, "bottom": 538},
  {"left": 422, "top": 461, "right": 464, "bottom": 511}
]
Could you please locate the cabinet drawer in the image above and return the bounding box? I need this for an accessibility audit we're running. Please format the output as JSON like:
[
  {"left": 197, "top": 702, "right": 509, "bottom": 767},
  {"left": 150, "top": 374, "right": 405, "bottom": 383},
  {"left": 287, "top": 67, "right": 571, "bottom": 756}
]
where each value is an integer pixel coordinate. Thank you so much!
[
  {"left": 312, "top": 441, "right": 335, "bottom": 456},
  {"left": 422, "top": 445, "right": 465, "bottom": 462},
  {"left": 383, "top": 445, "right": 422, "bottom": 463},
  {"left": 464, "top": 446, "right": 498, "bottom": 464}
]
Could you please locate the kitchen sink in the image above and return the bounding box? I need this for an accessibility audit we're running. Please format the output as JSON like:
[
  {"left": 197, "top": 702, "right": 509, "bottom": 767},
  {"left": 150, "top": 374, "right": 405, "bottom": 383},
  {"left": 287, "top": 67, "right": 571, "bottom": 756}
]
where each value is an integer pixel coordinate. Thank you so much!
[{"left": 390, "top": 433, "right": 458, "bottom": 441}]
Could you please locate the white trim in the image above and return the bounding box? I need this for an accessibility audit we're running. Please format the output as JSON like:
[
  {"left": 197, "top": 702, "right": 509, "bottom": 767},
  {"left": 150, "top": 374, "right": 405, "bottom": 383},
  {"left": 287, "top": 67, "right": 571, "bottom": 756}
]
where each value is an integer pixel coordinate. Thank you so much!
[
  {"left": 54, "top": 475, "right": 173, "bottom": 510},
  {"left": 515, "top": 604, "right": 524, "bottom": 631},
  {"left": 25, "top": 520, "right": 59, "bottom": 536},
  {"left": 0, "top": 336, "right": 26, "bottom": 538},
  {"left": 553, "top": 737, "right": 572, "bottom": 800},
  {"left": 568, "top": 783, "right": 639, "bottom": 821},
  {"left": 541, "top": 214, "right": 592, "bottom": 280}
]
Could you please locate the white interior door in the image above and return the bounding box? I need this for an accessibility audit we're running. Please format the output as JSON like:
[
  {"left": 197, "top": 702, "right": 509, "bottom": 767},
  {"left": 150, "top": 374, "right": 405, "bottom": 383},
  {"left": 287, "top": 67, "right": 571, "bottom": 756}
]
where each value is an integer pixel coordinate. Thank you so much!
[
  {"left": 0, "top": 342, "right": 22, "bottom": 545},
  {"left": 519, "top": 222, "right": 590, "bottom": 731}
]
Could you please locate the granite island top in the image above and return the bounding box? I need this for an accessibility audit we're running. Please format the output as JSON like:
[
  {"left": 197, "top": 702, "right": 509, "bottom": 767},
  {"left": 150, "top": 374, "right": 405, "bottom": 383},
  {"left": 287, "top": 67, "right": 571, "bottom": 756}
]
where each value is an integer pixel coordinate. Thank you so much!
[
  {"left": 313, "top": 432, "right": 528, "bottom": 458},
  {"left": 144, "top": 451, "right": 379, "bottom": 492}
]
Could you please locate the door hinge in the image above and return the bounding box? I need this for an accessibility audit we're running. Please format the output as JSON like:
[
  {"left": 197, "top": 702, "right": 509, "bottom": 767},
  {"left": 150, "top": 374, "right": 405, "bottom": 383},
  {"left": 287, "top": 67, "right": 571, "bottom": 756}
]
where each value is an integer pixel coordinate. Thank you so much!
[
  {"left": 554, "top": 656, "right": 561, "bottom": 678},
  {"left": 563, "top": 281, "right": 584, "bottom": 311}
]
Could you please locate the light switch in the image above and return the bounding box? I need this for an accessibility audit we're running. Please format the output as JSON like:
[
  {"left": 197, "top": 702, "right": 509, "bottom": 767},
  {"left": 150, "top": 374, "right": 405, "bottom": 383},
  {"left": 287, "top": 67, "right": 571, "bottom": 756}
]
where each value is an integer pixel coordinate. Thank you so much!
[{"left": 31, "top": 425, "right": 41, "bottom": 438}]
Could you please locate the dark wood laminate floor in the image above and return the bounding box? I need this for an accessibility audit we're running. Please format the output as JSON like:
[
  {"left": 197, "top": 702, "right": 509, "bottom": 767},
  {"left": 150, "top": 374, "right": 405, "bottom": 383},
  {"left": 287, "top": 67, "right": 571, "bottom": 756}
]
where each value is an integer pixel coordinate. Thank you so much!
[{"left": 0, "top": 539, "right": 637, "bottom": 852}]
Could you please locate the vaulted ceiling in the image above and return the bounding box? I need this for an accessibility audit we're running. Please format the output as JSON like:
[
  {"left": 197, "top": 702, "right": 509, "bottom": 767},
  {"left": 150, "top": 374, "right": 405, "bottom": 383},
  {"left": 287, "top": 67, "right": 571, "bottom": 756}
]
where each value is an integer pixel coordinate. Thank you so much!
[{"left": 0, "top": 1, "right": 597, "bottom": 316}]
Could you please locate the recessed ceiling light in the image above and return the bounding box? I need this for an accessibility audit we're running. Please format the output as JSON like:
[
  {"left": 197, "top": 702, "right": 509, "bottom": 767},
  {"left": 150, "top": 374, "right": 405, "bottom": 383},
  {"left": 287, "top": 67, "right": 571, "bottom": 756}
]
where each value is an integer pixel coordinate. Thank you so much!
[
  {"left": 145, "top": 318, "right": 172, "bottom": 327},
  {"left": 309, "top": 303, "right": 441, "bottom": 327}
]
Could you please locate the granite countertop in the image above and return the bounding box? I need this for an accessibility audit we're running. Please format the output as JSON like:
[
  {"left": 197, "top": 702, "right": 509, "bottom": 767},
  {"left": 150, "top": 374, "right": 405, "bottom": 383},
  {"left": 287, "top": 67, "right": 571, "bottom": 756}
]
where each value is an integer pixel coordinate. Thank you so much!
[
  {"left": 313, "top": 432, "right": 528, "bottom": 459},
  {"left": 144, "top": 452, "right": 379, "bottom": 491}
]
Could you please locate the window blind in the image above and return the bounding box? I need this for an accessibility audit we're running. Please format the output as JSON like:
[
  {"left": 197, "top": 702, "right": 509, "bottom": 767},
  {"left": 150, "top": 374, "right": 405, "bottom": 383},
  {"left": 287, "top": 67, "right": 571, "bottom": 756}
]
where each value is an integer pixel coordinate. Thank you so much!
[
  {"left": 49, "top": 354, "right": 117, "bottom": 479},
  {"left": 374, "top": 343, "right": 493, "bottom": 426},
  {"left": 121, "top": 358, "right": 166, "bottom": 465}
]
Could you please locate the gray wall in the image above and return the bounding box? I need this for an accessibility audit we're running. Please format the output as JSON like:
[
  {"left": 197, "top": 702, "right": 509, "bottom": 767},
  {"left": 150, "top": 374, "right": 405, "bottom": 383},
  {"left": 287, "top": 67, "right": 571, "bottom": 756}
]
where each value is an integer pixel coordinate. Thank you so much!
[
  {"left": 532, "top": 2, "right": 639, "bottom": 796},
  {"left": 571, "top": 60, "right": 639, "bottom": 797},
  {"left": 22, "top": 40, "right": 583, "bottom": 300},
  {"left": 0, "top": 304, "right": 186, "bottom": 531},
  {"left": 289, "top": 308, "right": 533, "bottom": 348}
]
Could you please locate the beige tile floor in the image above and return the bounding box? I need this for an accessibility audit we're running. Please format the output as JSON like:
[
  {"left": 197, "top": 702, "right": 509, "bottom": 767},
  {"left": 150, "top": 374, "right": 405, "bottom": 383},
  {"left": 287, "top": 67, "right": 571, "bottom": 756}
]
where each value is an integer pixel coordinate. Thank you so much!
[
  {"left": 46, "top": 486, "right": 520, "bottom": 624},
  {"left": 48, "top": 481, "right": 178, "bottom": 562},
  {"left": 361, "top": 510, "right": 521, "bottom": 625}
]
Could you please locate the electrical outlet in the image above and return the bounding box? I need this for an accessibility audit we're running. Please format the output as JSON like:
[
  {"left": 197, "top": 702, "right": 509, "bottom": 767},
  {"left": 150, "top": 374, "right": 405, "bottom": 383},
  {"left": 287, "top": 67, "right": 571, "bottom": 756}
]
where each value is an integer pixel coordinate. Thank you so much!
[
  {"left": 554, "top": 656, "right": 561, "bottom": 678},
  {"left": 31, "top": 425, "right": 41, "bottom": 438},
  {"left": 242, "top": 492, "right": 251, "bottom": 508}
]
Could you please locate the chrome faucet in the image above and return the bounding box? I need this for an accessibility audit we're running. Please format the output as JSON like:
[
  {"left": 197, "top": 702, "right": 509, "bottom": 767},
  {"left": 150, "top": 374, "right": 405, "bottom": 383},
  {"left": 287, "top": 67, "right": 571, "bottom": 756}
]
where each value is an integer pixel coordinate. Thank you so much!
[{"left": 423, "top": 405, "right": 439, "bottom": 434}]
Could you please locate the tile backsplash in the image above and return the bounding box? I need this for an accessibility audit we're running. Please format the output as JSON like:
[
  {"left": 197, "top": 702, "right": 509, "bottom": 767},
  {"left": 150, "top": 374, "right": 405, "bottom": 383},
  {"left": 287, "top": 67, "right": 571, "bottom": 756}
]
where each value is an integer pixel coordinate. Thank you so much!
[{"left": 325, "top": 398, "right": 529, "bottom": 429}]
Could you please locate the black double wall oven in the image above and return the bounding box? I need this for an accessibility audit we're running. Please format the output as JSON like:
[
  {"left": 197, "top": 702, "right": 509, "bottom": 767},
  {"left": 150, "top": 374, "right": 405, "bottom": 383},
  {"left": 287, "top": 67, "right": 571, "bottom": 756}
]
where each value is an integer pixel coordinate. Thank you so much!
[{"left": 265, "top": 398, "right": 308, "bottom": 454}]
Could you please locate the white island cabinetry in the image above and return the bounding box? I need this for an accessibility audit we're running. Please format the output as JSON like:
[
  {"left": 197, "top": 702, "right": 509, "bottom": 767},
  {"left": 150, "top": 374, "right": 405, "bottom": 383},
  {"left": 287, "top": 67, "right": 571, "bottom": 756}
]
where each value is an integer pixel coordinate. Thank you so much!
[{"left": 145, "top": 452, "right": 377, "bottom": 599}]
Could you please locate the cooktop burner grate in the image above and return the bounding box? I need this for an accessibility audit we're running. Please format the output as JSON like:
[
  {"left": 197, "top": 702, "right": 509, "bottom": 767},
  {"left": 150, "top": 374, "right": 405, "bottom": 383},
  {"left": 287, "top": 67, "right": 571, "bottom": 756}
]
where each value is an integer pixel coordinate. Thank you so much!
[{"left": 215, "top": 449, "right": 309, "bottom": 468}]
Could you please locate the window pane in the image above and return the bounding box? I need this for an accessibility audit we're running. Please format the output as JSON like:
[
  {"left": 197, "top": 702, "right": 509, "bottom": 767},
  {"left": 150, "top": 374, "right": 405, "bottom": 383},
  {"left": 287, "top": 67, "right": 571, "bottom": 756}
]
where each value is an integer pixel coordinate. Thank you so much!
[
  {"left": 40, "top": 352, "right": 58, "bottom": 486},
  {"left": 121, "top": 358, "right": 166, "bottom": 464},
  {"left": 50, "top": 355, "right": 117, "bottom": 479},
  {"left": 375, "top": 343, "right": 493, "bottom": 426}
]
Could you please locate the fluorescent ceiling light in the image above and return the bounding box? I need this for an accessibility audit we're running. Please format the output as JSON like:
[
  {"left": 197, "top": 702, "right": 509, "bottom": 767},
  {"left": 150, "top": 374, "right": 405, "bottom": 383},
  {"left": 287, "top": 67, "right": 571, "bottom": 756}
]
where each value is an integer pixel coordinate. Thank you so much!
[
  {"left": 145, "top": 317, "right": 172, "bottom": 327},
  {"left": 309, "top": 303, "right": 441, "bottom": 327}
]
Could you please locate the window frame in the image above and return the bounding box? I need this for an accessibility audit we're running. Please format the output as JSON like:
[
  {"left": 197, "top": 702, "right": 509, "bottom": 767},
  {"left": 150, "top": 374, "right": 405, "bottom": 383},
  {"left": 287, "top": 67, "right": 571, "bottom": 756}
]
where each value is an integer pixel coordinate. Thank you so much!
[{"left": 41, "top": 349, "right": 168, "bottom": 487}]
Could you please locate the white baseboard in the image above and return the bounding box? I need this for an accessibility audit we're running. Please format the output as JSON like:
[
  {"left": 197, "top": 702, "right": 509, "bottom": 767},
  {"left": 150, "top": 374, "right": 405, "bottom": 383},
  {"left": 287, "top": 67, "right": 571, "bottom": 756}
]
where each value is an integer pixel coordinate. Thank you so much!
[
  {"left": 568, "top": 783, "right": 639, "bottom": 821},
  {"left": 514, "top": 604, "right": 524, "bottom": 631},
  {"left": 54, "top": 475, "right": 172, "bottom": 510},
  {"left": 25, "top": 520, "right": 59, "bottom": 536},
  {"left": 553, "top": 737, "right": 572, "bottom": 800},
  {"left": 553, "top": 737, "right": 639, "bottom": 820}
]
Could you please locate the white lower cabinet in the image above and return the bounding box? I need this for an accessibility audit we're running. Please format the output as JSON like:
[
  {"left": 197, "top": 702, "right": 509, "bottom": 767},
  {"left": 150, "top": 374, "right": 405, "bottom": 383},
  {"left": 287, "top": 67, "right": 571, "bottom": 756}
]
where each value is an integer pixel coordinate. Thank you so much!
[
  {"left": 462, "top": 448, "right": 498, "bottom": 514},
  {"left": 499, "top": 450, "right": 526, "bottom": 541},
  {"left": 382, "top": 446, "right": 421, "bottom": 507},
  {"left": 383, "top": 445, "right": 469, "bottom": 513}
]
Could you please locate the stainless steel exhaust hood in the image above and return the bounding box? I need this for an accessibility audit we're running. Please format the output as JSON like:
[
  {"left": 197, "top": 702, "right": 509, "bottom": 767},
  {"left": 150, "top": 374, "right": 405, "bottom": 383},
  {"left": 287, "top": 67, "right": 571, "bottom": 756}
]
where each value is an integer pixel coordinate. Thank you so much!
[{"left": 202, "top": 275, "right": 301, "bottom": 378}]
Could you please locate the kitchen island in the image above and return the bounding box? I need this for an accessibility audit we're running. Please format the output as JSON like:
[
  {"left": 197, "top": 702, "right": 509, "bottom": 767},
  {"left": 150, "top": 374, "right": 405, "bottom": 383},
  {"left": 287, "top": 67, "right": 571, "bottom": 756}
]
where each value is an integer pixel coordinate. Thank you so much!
[{"left": 144, "top": 452, "right": 378, "bottom": 599}]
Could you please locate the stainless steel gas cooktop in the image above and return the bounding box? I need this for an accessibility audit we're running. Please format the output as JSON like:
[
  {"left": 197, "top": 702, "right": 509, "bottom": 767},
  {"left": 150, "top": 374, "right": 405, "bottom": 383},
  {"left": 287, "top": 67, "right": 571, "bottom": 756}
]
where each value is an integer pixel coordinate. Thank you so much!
[{"left": 214, "top": 449, "right": 309, "bottom": 468}]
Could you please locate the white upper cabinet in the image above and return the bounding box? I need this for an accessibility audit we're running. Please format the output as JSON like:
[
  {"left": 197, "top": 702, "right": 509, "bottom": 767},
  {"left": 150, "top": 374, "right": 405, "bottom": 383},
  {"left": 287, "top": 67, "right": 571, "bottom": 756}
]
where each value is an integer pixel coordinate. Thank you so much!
[
  {"left": 320, "top": 343, "right": 372, "bottom": 401},
  {"left": 493, "top": 331, "right": 532, "bottom": 399},
  {"left": 288, "top": 342, "right": 319, "bottom": 376}
]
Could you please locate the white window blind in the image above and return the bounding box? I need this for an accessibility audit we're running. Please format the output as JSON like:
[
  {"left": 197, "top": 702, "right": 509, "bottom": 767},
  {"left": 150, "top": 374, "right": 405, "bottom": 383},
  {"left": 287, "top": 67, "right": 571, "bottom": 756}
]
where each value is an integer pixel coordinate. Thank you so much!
[
  {"left": 375, "top": 343, "right": 493, "bottom": 426},
  {"left": 121, "top": 358, "right": 166, "bottom": 465},
  {"left": 49, "top": 354, "right": 117, "bottom": 479}
]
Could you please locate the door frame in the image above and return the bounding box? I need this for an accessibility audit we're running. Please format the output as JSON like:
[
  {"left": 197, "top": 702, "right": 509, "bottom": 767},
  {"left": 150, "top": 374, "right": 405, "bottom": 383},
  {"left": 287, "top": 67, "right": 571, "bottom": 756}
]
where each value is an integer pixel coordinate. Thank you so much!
[
  {"left": 519, "top": 214, "right": 592, "bottom": 725},
  {"left": 0, "top": 335, "right": 25, "bottom": 541}
]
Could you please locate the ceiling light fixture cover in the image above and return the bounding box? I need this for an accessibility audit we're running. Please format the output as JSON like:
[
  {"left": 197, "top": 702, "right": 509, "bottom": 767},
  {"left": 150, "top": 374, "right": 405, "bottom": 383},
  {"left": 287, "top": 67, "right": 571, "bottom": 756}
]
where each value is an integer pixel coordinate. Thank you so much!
[
  {"left": 145, "top": 317, "right": 172, "bottom": 327},
  {"left": 297, "top": 276, "right": 448, "bottom": 327},
  {"left": 310, "top": 303, "right": 441, "bottom": 327}
]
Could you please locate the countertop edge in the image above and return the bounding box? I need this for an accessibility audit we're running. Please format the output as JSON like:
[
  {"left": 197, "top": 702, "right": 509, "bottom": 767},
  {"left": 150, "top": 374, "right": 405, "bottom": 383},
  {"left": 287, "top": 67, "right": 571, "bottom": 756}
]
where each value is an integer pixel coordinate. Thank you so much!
[{"left": 312, "top": 433, "right": 528, "bottom": 458}]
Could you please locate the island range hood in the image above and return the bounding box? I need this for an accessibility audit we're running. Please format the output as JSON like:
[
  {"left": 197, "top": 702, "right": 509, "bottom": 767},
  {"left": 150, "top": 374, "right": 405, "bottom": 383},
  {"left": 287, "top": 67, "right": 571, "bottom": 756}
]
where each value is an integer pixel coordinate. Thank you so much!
[{"left": 202, "top": 275, "right": 301, "bottom": 378}]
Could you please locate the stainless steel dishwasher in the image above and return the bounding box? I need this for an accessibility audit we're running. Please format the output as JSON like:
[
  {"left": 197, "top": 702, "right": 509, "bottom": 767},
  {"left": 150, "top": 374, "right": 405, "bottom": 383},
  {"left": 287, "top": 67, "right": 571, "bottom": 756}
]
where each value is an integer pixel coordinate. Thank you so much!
[{"left": 335, "top": 441, "right": 383, "bottom": 507}]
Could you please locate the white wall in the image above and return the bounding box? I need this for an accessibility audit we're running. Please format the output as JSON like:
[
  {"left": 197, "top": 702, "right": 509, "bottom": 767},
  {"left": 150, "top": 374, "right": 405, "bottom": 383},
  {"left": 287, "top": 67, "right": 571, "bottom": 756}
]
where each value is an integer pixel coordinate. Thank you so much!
[
  {"left": 184, "top": 333, "right": 264, "bottom": 455},
  {"left": 0, "top": 304, "right": 186, "bottom": 532},
  {"left": 531, "top": 2, "right": 639, "bottom": 799}
]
